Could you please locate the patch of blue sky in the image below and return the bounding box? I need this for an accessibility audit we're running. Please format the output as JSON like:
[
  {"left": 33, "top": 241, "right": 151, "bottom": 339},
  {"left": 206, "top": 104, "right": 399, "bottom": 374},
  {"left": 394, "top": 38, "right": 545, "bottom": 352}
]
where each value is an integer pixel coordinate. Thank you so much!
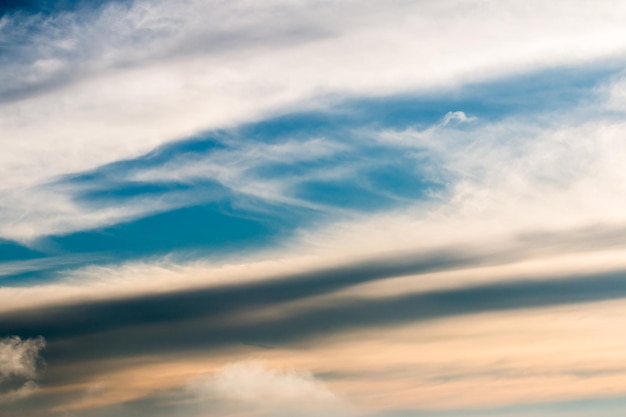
[
  {"left": 89, "top": 203, "right": 307, "bottom": 260},
  {"left": 0, "top": 251, "right": 109, "bottom": 285},
  {"left": 77, "top": 181, "right": 226, "bottom": 205},
  {"left": 250, "top": 157, "right": 345, "bottom": 180},
  {"left": 0, "top": 201, "right": 288, "bottom": 286},
  {"left": 59, "top": 136, "right": 229, "bottom": 189},
  {"left": 294, "top": 180, "right": 396, "bottom": 211},
  {"left": 254, "top": 153, "right": 437, "bottom": 203},
  {"left": 0, "top": 0, "right": 118, "bottom": 17},
  {"left": 0, "top": 239, "right": 46, "bottom": 262},
  {"left": 366, "top": 161, "right": 438, "bottom": 201},
  {"left": 0, "top": 198, "right": 312, "bottom": 286},
  {"left": 234, "top": 110, "right": 347, "bottom": 144},
  {"left": 0, "top": 268, "right": 60, "bottom": 285},
  {"left": 52, "top": 200, "right": 292, "bottom": 257},
  {"left": 285, "top": 150, "right": 439, "bottom": 210}
]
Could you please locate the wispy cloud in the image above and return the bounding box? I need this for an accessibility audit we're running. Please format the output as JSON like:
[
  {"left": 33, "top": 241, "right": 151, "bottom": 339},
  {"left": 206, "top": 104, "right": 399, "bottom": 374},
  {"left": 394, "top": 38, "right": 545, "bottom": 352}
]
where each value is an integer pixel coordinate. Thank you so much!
[
  {"left": 3, "top": 0, "right": 626, "bottom": 242},
  {"left": 185, "top": 360, "right": 349, "bottom": 417}
]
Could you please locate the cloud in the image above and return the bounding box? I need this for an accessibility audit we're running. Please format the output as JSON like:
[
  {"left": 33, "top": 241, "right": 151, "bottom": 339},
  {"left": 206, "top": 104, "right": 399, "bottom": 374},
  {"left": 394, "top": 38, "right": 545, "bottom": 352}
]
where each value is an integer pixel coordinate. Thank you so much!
[
  {"left": 0, "top": 336, "right": 46, "bottom": 403},
  {"left": 186, "top": 360, "right": 349, "bottom": 417},
  {"left": 440, "top": 111, "right": 476, "bottom": 127},
  {"left": 4, "top": 0, "right": 626, "bottom": 240}
]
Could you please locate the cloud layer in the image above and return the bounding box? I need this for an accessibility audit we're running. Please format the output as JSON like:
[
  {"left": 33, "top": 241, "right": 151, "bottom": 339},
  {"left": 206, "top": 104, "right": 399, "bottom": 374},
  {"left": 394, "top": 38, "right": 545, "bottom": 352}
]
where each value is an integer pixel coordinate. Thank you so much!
[
  {"left": 3, "top": 0, "right": 626, "bottom": 241},
  {"left": 4, "top": 1, "right": 626, "bottom": 417}
]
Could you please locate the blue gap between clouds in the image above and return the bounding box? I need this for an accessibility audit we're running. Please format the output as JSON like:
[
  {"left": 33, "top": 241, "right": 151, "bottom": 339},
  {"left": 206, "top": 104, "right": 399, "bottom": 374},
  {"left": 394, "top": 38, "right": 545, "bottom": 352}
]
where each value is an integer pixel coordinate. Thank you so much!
[
  {"left": 0, "top": 0, "right": 122, "bottom": 17},
  {"left": 0, "top": 239, "right": 46, "bottom": 262}
]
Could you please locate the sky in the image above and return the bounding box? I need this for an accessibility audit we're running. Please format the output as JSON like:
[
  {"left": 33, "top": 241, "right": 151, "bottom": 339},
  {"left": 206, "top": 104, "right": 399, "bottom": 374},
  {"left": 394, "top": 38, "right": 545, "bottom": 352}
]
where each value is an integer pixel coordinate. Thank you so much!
[{"left": 3, "top": 0, "right": 626, "bottom": 416}]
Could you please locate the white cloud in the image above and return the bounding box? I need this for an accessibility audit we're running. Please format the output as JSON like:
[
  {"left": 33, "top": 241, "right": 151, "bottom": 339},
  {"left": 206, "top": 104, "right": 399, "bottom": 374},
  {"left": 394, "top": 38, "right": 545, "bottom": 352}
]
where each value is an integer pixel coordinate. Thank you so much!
[
  {"left": 440, "top": 111, "right": 477, "bottom": 127},
  {"left": 327, "top": 114, "right": 626, "bottom": 255},
  {"left": 186, "top": 360, "right": 349, "bottom": 417},
  {"left": 0, "top": 336, "right": 46, "bottom": 403},
  {"left": 3, "top": 0, "right": 626, "bottom": 240}
]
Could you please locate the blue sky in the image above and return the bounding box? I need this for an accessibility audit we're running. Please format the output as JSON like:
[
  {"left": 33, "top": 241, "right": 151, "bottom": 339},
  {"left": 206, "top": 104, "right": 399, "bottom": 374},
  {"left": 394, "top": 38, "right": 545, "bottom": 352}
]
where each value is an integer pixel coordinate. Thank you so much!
[{"left": 3, "top": 1, "right": 626, "bottom": 416}]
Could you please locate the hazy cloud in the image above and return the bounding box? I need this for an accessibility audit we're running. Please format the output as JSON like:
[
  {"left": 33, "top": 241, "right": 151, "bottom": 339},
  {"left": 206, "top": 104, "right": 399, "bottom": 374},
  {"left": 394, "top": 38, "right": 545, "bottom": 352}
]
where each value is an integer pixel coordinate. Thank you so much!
[
  {"left": 0, "top": 336, "right": 46, "bottom": 403},
  {"left": 186, "top": 360, "right": 349, "bottom": 417}
]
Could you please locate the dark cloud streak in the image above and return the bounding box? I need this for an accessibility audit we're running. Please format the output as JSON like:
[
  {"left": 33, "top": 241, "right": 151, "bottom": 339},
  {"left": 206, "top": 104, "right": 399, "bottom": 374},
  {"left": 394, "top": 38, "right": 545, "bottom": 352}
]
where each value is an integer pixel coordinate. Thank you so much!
[
  {"left": 1, "top": 245, "right": 626, "bottom": 367},
  {"left": 0, "top": 247, "right": 481, "bottom": 341},
  {"left": 44, "top": 268, "right": 626, "bottom": 366}
]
